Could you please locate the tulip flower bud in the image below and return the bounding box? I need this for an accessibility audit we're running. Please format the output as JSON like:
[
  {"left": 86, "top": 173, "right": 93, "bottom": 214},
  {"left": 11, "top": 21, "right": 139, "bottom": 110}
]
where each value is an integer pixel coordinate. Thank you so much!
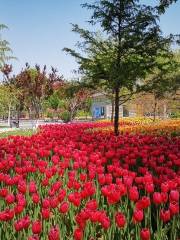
[
  {"left": 32, "top": 221, "right": 42, "bottom": 234},
  {"left": 140, "top": 228, "right": 150, "bottom": 240}
]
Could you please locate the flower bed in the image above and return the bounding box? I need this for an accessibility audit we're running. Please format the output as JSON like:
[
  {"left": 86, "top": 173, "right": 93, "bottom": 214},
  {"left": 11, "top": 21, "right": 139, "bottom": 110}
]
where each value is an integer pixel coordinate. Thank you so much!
[
  {"left": 94, "top": 119, "right": 180, "bottom": 136},
  {"left": 0, "top": 123, "right": 179, "bottom": 239}
]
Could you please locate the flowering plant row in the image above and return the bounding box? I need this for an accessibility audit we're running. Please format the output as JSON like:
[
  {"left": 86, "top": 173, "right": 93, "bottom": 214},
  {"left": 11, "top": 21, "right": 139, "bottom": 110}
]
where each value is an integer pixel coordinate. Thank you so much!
[
  {"left": 95, "top": 119, "right": 180, "bottom": 136},
  {"left": 0, "top": 123, "right": 179, "bottom": 239}
]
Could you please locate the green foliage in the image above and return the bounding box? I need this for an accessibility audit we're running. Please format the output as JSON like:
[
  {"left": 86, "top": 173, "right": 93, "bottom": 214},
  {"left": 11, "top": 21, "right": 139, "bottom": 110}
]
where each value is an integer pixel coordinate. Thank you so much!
[
  {"left": 158, "top": 0, "right": 178, "bottom": 13},
  {"left": 170, "top": 111, "right": 180, "bottom": 118},
  {"left": 171, "top": 129, "right": 180, "bottom": 136},
  {"left": 64, "top": 0, "right": 178, "bottom": 134},
  {"left": 76, "top": 110, "right": 88, "bottom": 117},
  {"left": 46, "top": 111, "right": 54, "bottom": 119},
  {"left": 59, "top": 111, "right": 71, "bottom": 123},
  {"left": 143, "top": 51, "right": 180, "bottom": 100},
  {"left": 0, "top": 24, "right": 15, "bottom": 69},
  {"left": 54, "top": 81, "right": 90, "bottom": 122},
  {"left": 46, "top": 91, "right": 61, "bottom": 110},
  {"left": 0, "top": 84, "right": 20, "bottom": 117},
  {"left": 42, "top": 80, "right": 90, "bottom": 121},
  {"left": 7, "top": 64, "right": 63, "bottom": 119}
]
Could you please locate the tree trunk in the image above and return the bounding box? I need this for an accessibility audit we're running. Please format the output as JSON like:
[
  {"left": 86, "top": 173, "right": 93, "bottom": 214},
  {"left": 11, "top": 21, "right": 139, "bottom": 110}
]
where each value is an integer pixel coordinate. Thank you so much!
[
  {"left": 35, "top": 104, "right": 40, "bottom": 119},
  {"left": 69, "top": 107, "right": 75, "bottom": 122},
  {"left": 8, "top": 103, "right": 11, "bottom": 127},
  {"left": 69, "top": 111, "right": 73, "bottom": 122},
  {"left": 27, "top": 108, "right": 31, "bottom": 119},
  {"left": 17, "top": 106, "right": 20, "bottom": 128},
  {"left": 111, "top": 98, "right": 114, "bottom": 123},
  {"left": 114, "top": 87, "right": 120, "bottom": 136},
  {"left": 153, "top": 99, "right": 157, "bottom": 122},
  {"left": 163, "top": 103, "right": 167, "bottom": 119},
  {"left": 32, "top": 99, "right": 40, "bottom": 119}
]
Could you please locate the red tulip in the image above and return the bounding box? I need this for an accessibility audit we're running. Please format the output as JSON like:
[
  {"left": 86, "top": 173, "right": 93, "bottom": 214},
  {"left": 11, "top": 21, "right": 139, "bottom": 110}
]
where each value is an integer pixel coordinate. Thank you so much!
[
  {"left": 101, "top": 217, "right": 111, "bottom": 229},
  {"left": 32, "top": 193, "right": 40, "bottom": 204},
  {"left": 42, "top": 208, "right": 51, "bottom": 219},
  {"left": 18, "top": 180, "right": 27, "bottom": 194},
  {"left": 5, "top": 193, "right": 15, "bottom": 204},
  {"left": 32, "top": 221, "right": 42, "bottom": 234},
  {"left": 161, "top": 182, "right": 169, "bottom": 193},
  {"left": 50, "top": 197, "right": 59, "bottom": 208},
  {"left": 153, "top": 192, "right": 162, "bottom": 205},
  {"left": 41, "top": 178, "right": 49, "bottom": 186},
  {"left": 169, "top": 190, "right": 179, "bottom": 202},
  {"left": 160, "top": 209, "right": 171, "bottom": 222},
  {"left": 29, "top": 181, "right": 37, "bottom": 193},
  {"left": 115, "top": 212, "right": 126, "bottom": 228},
  {"left": 140, "top": 228, "right": 150, "bottom": 240},
  {"left": 0, "top": 188, "right": 8, "bottom": 197},
  {"left": 133, "top": 209, "right": 144, "bottom": 223},
  {"left": 169, "top": 201, "right": 179, "bottom": 215},
  {"left": 145, "top": 183, "right": 154, "bottom": 193},
  {"left": 129, "top": 186, "right": 139, "bottom": 202},
  {"left": 74, "top": 228, "right": 83, "bottom": 240},
  {"left": 14, "top": 216, "right": 30, "bottom": 231},
  {"left": 59, "top": 202, "right": 69, "bottom": 214},
  {"left": 161, "top": 192, "right": 168, "bottom": 203},
  {"left": 80, "top": 173, "right": 87, "bottom": 182},
  {"left": 86, "top": 200, "right": 98, "bottom": 211},
  {"left": 14, "top": 205, "right": 24, "bottom": 215},
  {"left": 48, "top": 225, "right": 60, "bottom": 240}
]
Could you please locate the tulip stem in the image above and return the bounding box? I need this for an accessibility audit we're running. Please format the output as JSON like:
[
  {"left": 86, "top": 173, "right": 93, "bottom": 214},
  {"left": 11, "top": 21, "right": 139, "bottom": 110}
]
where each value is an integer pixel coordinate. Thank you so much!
[
  {"left": 171, "top": 216, "right": 176, "bottom": 240},
  {"left": 156, "top": 209, "right": 162, "bottom": 240}
]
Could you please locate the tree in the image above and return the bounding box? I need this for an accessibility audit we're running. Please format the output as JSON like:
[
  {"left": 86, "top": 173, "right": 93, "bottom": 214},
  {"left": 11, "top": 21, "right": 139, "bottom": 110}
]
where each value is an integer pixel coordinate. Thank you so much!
[
  {"left": 1, "top": 64, "right": 22, "bottom": 126},
  {"left": 10, "top": 64, "right": 63, "bottom": 119},
  {"left": 56, "top": 81, "right": 91, "bottom": 122},
  {"left": 43, "top": 91, "right": 63, "bottom": 119},
  {"left": 0, "top": 84, "right": 20, "bottom": 126},
  {"left": 46, "top": 92, "right": 61, "bottom": 111},
  {"left": 64, "top": 0, "right": 177, "bottom": 135},
  {"left": 142, "top": 51, "right": 180, "bottom": 120},
  {"left": 0, "top": 24, "right": 14, "bottom": 69},
  {"left": 158, "top": 0, "right": 178, "bottom": 13}
]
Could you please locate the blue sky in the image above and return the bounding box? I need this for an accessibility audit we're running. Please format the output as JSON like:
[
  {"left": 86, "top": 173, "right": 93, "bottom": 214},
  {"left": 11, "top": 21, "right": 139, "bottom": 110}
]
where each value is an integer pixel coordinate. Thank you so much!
[{"left": 0, "top": 0, "right": 180, "bottom": 79}]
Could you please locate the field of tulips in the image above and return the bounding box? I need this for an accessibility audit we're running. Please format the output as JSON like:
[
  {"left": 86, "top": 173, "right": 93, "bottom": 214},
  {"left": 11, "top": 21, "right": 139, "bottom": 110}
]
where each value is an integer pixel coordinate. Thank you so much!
[
  {"left": 0, "top": 121, "right": 179, "bottom": 239},
  {"left": 95, "top": 119, "right": 180, "bottom": 136}
]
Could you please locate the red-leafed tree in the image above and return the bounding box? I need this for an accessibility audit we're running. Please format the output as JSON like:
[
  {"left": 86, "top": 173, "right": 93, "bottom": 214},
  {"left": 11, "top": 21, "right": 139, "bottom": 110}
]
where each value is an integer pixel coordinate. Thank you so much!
[{"left": 12, "top": 64, "right": 63, "bottom": 119}]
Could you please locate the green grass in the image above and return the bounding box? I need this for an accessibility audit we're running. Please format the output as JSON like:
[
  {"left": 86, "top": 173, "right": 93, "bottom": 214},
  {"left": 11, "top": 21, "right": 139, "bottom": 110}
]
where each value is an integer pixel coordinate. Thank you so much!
[{"left": 0, "top": 129, "right": 35, "bottom": 138}]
